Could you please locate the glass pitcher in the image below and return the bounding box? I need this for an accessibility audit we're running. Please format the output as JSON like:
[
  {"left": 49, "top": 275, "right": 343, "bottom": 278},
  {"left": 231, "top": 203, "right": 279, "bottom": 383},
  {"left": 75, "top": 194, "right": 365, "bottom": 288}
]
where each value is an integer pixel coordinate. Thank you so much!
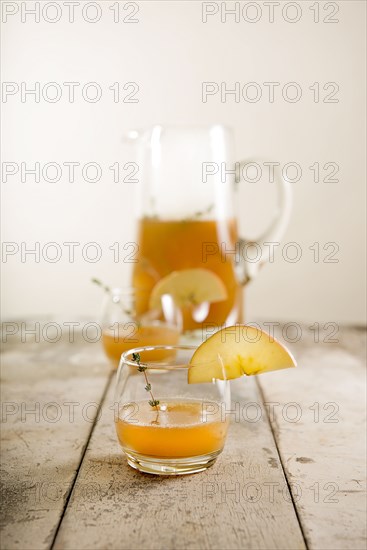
[{"left": 125, "top": 125, "right": 292, "bottom": 333}]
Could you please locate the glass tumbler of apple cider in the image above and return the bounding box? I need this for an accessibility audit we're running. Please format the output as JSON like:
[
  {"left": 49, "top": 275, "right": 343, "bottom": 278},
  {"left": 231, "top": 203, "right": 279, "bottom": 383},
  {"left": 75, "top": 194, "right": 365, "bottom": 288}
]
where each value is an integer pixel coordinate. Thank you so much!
[
  {"left": 114, "top": 346, "right": 230, "bottom": 475},
  {"left": 101, "top": 288, "right": 181, "bottom": 368}
]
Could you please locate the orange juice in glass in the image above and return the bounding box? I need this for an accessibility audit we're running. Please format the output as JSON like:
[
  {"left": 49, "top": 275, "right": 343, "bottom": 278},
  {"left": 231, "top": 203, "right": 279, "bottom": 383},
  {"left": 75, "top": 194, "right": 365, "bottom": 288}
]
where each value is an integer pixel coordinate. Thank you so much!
[
  {"left": 101, "top": 289, "right": 181, "bottom": 368},
  {"left": 114, "top": 346, "right": 230, "bottom": 475}
]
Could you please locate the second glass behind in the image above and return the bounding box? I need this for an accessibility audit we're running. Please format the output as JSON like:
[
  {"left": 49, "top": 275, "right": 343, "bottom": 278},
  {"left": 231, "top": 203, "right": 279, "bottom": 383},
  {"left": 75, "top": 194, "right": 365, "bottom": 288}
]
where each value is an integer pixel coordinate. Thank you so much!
[{"left": 101, "top": 288, "right": 182, "bottom": 368}]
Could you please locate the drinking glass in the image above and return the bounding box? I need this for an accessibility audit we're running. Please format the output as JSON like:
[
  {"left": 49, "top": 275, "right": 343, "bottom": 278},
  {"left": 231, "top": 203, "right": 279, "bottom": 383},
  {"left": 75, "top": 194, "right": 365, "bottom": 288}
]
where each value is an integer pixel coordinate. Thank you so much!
[
  {"left": 114, "top": 345, "right": 231, "bottom": 475},
  {"left": 101, "top": 288, "right": 181, "bottom": 368}
]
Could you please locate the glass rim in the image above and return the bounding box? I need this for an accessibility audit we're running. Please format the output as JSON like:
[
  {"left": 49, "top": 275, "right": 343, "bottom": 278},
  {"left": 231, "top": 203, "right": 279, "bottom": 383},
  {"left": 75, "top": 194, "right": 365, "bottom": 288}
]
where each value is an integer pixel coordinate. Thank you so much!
[{"left": 120, "top": 345, "right": 198, "bottom": 370}]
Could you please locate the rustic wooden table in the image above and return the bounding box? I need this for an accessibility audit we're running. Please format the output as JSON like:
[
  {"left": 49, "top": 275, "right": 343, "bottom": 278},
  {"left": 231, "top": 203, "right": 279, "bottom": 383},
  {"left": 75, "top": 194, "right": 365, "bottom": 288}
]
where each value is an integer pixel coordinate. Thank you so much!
[{"left": 1, "top": 323, "right": 366, "bottom": 550}]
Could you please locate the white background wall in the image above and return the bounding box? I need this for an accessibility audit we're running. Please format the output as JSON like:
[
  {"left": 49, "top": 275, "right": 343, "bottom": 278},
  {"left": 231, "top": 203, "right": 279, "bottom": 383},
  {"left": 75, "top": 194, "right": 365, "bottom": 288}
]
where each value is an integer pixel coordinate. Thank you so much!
[{"left": 1, "top": 1, "right": 366, "bottom": 325}]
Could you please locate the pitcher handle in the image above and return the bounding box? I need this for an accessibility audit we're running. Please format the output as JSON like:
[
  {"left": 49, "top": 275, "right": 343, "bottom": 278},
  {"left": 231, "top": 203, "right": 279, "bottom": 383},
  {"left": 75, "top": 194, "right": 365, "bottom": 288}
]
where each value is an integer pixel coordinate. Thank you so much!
[{"left": 236, "top": 159, "right": 293, "bottom": 285}]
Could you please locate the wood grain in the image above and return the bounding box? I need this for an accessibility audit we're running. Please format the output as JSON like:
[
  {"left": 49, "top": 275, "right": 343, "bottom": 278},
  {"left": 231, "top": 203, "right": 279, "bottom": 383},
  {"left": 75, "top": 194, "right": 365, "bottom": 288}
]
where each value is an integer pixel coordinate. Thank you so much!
[
  {"left": 257, "top": 325, "right": 367, "bottom": 550},
  {"left": 53, "top": 375, "right": 306, "bottom": 550},
  {"left": 2, "top": 324, "right": 365, "bottom": 550},
  {"left": 0, "top": 329, "right": 112, "bottom": 550}
]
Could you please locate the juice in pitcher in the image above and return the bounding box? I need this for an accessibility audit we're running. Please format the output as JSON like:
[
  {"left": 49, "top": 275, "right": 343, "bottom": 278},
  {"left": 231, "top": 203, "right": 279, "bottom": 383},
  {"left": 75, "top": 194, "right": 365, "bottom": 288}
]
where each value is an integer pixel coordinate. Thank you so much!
[{"left": 132, "top": 217, "right": 242, "bottom": 331}]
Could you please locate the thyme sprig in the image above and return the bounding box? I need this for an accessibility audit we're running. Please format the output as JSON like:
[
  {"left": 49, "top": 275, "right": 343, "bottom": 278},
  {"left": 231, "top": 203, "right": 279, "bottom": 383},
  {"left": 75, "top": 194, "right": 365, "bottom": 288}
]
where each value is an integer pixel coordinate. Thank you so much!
[
  {"left": 91, "top": 278, "right": 110, "bottom": 293},
  {"left": 182, "top": 203, "right": 214, "bottom": 222},
  {"left": 91, "top": 278, "right": 133, "bottom": 317},
  {"left": 132, "top": 352, "right": 160, "bottom": 410}
]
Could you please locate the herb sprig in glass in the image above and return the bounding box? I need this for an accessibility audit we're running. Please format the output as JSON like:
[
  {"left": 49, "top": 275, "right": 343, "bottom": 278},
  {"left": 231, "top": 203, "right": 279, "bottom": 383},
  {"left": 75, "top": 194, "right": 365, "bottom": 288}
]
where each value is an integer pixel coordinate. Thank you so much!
[
  {"left": 91, "top": 278, "right": 134, "bottom": 317},
  {"left": 131, "top": 352, "right": 160, "bottom": 410}
]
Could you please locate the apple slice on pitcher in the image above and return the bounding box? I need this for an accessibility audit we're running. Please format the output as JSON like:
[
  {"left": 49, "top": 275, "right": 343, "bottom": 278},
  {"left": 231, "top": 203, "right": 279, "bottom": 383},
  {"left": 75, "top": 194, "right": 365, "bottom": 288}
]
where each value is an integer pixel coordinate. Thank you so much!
[
  {"left": 149, "top": 268, "right": 227, "bottom": 309},
  {"left": 188, "top": 325, "right": 297, "bottom": 383}
]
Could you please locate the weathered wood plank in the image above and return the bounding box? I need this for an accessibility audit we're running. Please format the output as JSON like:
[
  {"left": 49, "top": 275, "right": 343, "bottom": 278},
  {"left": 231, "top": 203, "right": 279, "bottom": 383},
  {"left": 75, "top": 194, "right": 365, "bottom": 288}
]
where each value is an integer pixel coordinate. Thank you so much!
[
  {"left": 53, "top": 374, "right": 306, "bottom": 550},
  {"left": 257, "top": 325, "right": 367, "bottom": 550},
  {"left": 0, "top": 329, "right": 112, "bottom": 550}
]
